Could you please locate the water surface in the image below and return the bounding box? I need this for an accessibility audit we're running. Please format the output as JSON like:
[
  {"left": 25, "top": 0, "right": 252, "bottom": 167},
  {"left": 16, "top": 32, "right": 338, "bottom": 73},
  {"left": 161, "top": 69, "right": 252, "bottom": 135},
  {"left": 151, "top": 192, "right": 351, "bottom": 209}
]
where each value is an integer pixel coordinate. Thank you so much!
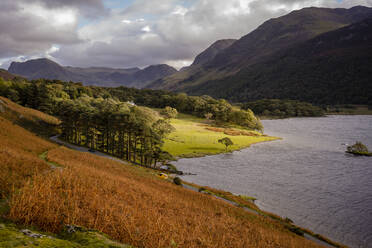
[{"left": 175, "top": 115, "right": 372, "bottom": 248}]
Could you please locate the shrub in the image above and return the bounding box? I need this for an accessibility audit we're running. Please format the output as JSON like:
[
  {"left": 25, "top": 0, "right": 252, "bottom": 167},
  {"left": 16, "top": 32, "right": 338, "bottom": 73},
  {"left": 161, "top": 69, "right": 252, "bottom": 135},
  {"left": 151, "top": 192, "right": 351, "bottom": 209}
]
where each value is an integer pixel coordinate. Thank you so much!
[{"left": 173, "top": 177, "right": 182, "bottom": 186}]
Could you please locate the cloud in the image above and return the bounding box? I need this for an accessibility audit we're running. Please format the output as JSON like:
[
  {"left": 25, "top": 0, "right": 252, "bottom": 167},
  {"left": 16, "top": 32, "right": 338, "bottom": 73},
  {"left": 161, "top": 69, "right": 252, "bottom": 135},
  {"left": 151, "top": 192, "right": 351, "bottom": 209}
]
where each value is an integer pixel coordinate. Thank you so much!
[
  {"left": 27, "top": 0, "right": 107, "bottom": 18},
  {"left": 141, "top": 25, "right": 151, "bottom": 32},
  {"left": 0, "top": 1, "right": 81, "bottom": 61},
  {"left": 1, "top": 0, "right": 372, "bottom": 69}
]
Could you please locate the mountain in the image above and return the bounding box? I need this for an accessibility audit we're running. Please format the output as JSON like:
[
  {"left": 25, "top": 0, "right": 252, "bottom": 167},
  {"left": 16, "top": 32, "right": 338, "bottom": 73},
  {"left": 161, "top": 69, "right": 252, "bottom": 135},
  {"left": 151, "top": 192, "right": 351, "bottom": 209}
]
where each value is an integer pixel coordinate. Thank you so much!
[
  {"left": 130, "top": 64, "right": 177, "bottom": 88},
  {"left": 8, "top": 58, "right": 177, "bottom": 88},
  {"left": 190, "top": 17, "right": 372, "bottom": 105},
  {"left": 148, "top": 6, "right": 372, "bottom": 105},
  {"left": 8, "top": 58, "right": 72, "bottom": 81}
]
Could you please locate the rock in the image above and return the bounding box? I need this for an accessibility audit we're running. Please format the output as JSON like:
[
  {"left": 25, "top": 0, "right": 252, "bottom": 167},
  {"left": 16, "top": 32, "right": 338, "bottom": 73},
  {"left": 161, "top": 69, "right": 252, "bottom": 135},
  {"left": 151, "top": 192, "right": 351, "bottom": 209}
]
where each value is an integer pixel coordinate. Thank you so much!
[
  {"left": 21, "top": 229, "right": 48, "bottom": 238},
  {"left": 65, "top": 224, "right": 84, "bottom": 233}
]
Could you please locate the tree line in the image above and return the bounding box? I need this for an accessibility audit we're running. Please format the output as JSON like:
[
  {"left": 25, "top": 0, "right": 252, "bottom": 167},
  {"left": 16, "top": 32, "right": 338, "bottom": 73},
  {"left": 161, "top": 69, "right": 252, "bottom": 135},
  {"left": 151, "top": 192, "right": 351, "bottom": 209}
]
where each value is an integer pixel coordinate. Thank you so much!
[
  {"left": 241, "top": 99, "right": 325, "bottom": 118},
  {"left": 107, "top": 87, "right": 263, "bottom": 131},
  {"left": 0, "top": 77, "right": 263, "bottom": 131}
]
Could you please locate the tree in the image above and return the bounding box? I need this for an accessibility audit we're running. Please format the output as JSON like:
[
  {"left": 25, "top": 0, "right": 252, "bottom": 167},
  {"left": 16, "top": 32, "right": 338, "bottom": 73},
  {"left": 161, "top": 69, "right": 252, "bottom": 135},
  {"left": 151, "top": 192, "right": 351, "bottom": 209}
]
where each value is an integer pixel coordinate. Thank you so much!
[
  {"left": 204, "top": 112, "right": 213, "bottom": 121},
  {"left": 160, "top": 106, "right": 178, "bottom": 119},
  {"left": 218, "top": 137, "right": 233, "bottom": 151},
  {"left": 152, "top": 119, "right": 175, "bottom": 137}
]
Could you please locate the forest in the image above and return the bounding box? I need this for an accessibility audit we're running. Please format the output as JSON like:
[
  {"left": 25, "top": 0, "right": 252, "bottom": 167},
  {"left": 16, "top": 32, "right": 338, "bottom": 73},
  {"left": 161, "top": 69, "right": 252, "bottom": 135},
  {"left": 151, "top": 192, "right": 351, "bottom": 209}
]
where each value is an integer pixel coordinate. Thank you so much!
[
  {"left": 0, "top": 77, "right": 263, "bottom": 166},
  {"left": 242, "top": 99, "right": 325, "bottom": 118}
]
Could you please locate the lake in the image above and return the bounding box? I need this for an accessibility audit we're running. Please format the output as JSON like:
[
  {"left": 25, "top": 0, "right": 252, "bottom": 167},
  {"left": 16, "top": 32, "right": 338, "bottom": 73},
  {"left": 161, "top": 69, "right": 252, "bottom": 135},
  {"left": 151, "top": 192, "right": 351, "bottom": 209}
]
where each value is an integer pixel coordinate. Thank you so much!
[{"left": 175, "top": 115, "right": 372, "bottom": 248}]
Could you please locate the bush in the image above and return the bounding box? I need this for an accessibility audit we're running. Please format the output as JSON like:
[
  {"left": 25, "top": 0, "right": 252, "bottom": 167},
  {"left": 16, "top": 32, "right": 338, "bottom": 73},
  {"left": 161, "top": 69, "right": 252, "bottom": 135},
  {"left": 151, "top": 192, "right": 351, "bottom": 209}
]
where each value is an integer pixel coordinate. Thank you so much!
[
  {"left": 284, "top": 217, "right": 293, "bottom": 223},
  {"left": 347, "top": 141, "right": 369, "bottom": 153},
  {"left": 198, "top": 187, "right": 206, "bottom": 192},
  {"left": 173, "top": 177, "right": 182, "bottom": 186},
  {"left": 286, "top": 226, "right": 304, "bottom": 236}
]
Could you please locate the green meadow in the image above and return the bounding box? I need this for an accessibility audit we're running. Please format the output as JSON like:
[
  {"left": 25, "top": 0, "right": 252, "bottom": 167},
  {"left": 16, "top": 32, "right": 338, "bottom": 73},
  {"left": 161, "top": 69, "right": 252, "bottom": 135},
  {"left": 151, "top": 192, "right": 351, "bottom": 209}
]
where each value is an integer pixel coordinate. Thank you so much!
[{"left": 162, "top": 114, "right": 279, "bottom": 158}]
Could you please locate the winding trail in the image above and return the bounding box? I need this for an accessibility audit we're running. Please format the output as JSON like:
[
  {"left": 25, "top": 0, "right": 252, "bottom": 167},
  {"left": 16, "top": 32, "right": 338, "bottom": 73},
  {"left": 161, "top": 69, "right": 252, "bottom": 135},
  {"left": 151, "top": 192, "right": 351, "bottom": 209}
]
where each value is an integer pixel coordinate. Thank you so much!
[{"left": 48, "top": 135, "right": 337, "bottom": 248}]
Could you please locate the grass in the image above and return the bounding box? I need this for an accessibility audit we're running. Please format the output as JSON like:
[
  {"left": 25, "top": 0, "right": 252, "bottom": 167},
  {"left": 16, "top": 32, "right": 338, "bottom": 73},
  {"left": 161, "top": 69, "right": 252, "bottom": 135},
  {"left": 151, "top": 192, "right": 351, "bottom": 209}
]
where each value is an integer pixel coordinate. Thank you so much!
[
  {"left": 0, "top": 97, "right": 327, "bottom": 248},
  {"left": 163, "top": 114, "right": 278, "bottom": 158}
]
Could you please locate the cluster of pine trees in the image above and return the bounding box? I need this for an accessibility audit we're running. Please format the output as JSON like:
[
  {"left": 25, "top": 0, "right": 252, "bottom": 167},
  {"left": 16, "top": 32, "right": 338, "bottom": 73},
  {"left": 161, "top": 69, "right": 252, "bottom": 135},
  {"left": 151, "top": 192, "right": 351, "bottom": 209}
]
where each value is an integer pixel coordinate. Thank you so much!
[{"left": 58, "top": 97, "right": 174, "bottom": 167}]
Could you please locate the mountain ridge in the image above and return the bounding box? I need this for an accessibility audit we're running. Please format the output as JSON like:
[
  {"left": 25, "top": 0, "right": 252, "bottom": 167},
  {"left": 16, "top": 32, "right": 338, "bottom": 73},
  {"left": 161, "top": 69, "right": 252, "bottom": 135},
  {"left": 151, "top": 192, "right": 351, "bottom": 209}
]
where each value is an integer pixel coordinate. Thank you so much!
[{"left": 8, "top": 58, "right": 177, "bottom": 88}]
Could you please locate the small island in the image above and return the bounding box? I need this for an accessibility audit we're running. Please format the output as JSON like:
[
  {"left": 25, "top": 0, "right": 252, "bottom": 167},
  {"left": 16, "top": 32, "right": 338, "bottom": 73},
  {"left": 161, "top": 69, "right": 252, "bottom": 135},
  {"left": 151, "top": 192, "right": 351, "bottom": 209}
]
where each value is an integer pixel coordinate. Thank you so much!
[{"left": 346, "top": 142, "right": 372, "bottom": 156}]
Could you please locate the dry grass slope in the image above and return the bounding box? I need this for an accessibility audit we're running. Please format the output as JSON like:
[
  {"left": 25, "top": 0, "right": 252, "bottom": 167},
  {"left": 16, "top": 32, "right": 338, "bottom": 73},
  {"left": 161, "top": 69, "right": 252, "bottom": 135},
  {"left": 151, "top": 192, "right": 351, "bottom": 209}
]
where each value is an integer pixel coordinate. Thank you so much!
[
  {"left": 1, "top": 97, "right": 324, "bottom": 248},
  {"left": 0, "top": 116, "right": 56, "bottom": 198}
]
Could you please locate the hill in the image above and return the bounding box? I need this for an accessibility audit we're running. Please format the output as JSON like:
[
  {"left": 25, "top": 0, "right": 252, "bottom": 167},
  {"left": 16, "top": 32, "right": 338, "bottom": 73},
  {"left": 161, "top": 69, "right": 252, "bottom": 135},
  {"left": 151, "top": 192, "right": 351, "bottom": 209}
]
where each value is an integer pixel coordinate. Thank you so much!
[
  {"left": 8, "top": 58, "right": 177, "bottom": 88},
  {"left": 0, "top": 96, "right": 60, "bottom": 136},
  {"left": 0, "top": 97, "right": 327, "bottom": 247},
  {"left": 0, "top": 69, "right": 22, "bottom": 81},
  {"left": 148, "top": 6, "right": 372, "bottom": 105}
]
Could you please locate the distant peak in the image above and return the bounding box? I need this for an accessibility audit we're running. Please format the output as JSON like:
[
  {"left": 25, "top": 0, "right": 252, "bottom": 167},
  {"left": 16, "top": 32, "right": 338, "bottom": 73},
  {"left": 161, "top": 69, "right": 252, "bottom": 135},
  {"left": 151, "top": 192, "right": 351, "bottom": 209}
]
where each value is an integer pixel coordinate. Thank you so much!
[
  {"left": 143, "top": 64, "right": 177, "bottom": 71},
  {"left": 9, "top": 58, "right": 59, "bottom": 67}
]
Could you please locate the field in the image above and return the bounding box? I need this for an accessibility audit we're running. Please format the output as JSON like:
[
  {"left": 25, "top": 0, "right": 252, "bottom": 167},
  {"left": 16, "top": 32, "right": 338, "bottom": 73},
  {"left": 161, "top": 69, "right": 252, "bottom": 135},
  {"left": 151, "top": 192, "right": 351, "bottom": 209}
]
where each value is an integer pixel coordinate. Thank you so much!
[
  {"left": 0, "top": 97, "right": 326, "bottom": 248},
  {"left": 163, "top": 114, "right": 278, "bottom": 157}
]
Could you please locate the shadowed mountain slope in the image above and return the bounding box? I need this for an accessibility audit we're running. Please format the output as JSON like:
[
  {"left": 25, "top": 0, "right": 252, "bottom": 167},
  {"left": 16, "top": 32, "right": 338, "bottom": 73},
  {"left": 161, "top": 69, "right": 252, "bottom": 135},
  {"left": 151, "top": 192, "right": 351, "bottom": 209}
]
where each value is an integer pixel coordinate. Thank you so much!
[{"left": 184, "top": 18, "right": 372, "bottom": 105}]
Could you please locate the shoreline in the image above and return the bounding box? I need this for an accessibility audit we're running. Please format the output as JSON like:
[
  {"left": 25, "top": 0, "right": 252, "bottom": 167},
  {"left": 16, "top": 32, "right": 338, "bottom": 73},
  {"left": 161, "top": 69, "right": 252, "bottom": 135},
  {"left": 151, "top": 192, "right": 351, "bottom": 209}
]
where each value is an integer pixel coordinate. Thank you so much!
[{"left": 178, "top": 178, "right": 345, "bottom": 248}]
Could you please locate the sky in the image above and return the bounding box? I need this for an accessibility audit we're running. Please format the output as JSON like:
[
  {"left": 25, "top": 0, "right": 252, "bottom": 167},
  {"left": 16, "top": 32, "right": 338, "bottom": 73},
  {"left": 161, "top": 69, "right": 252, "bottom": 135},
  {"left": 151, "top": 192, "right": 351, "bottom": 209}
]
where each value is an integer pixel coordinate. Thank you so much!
[{"left": 0, "top": 0, "right": 371, "bottom": 70}]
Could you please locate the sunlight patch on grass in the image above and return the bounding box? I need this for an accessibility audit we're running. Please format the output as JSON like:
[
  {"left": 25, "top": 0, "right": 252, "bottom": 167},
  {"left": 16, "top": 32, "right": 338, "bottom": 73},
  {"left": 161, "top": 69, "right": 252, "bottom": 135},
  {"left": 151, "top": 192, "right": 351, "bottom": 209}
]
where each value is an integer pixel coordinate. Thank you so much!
[{"left": 163, "top": 115, "right": 278, "bottom": 158}]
